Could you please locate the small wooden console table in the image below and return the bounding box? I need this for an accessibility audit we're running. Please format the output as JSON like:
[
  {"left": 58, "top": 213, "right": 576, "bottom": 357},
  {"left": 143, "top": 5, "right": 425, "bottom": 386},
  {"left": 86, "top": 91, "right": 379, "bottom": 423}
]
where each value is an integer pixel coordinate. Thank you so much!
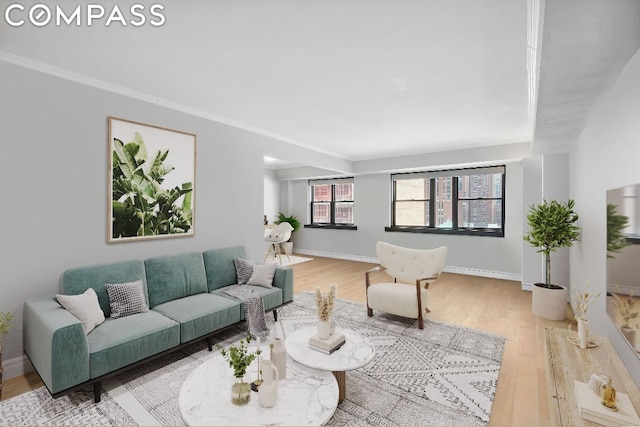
[{"left": 544, "top": 326, "right": 640, "bottom": 426}]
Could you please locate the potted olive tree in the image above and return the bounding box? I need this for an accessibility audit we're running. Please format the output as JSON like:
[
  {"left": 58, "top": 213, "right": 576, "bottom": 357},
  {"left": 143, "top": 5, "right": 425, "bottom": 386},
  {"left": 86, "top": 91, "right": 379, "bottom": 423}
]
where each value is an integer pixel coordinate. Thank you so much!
[
  {"left": 524, "top": 199, "right": 581, "bottom": 320},
  {"left": 607, "top": 203, "right": 630, "bottom": 258},
  {"left": 276, "top": 213, "right": 301, "bottom": 255}
]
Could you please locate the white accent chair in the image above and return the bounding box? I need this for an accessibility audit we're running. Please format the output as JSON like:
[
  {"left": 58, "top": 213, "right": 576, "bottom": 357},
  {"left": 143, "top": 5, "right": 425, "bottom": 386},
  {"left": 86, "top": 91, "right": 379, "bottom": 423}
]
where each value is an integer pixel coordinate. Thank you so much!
[
  {"left": 264, "top": 222, "right": 294, "bottom": 264},
  {"left": 365, "top": 242, "right": 448, "bottom": 329}
]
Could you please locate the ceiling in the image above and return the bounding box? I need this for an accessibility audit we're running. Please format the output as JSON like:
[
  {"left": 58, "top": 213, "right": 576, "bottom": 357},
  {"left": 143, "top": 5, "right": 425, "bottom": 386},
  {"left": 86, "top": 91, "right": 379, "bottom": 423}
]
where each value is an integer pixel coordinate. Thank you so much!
[{"left": 1, "top": 1, "right": 638, "bottom": 167}]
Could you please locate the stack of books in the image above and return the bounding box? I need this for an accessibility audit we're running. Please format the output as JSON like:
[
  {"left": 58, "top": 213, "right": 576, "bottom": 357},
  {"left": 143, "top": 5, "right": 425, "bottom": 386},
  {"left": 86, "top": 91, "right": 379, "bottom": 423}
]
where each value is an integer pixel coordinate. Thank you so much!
[
  {"left": 574, "top": 380, "right": 640, "bottom": 426},
  {"left": 308, "top": 332, "right": 346, "bottom": 354}
]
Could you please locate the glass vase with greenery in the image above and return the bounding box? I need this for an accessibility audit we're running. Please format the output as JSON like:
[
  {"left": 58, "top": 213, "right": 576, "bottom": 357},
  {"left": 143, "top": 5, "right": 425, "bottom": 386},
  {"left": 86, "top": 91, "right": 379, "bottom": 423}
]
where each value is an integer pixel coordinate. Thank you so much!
[{"left": 218, "top": 336, "right": 256, "bottom": 406}]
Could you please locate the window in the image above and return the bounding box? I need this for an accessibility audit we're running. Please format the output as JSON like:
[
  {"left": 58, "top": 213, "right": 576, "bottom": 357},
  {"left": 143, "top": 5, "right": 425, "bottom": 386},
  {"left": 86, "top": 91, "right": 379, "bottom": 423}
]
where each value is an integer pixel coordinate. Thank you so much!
[
  {"left": 388, "top": 166, "right": 505, "bottom": 236},
  {"left": 307, "top": 178, "right": 356, "bottom": 229}
]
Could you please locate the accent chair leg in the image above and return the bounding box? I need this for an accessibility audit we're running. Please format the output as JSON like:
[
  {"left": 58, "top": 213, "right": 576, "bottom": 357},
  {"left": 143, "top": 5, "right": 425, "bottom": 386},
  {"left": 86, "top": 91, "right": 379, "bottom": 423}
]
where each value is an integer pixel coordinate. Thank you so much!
[
  {"left": 273, "top": 310, "right": 278, "bottom": 322},
  {"left": 367, "top": 307, "right": 373, "bottom": 317},
  {"left": 93, "top": 382, "right": 102, "bottom": 403}
]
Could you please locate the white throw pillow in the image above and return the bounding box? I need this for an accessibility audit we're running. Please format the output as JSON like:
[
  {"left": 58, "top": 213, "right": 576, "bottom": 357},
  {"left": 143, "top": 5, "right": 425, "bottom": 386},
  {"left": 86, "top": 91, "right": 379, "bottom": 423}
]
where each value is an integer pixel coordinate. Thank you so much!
[
  {"left": 56, "top": 288, "right": 105, "bottom": 334},
  {"left": 247, "top": 263, "right": 277, "bottom": 288}
]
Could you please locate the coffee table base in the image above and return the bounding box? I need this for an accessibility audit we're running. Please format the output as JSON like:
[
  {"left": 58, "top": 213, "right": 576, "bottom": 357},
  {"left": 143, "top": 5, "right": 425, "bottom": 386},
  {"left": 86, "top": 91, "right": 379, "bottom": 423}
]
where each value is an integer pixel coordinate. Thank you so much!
[{"left": 332, "top": 371, "right": 346, "bottom": 403}]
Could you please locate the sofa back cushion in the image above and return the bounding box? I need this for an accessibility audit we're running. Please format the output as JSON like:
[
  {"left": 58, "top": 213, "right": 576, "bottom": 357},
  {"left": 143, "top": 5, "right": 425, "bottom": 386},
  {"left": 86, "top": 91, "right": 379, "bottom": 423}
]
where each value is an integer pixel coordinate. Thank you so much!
[
  {"left": 145, "top": 252, "right": 207, "bottom": 308},
  {"left": 60, "top": 260, "right": 147, "bottom": 318},
  {"left": 202, "top": 246, "right": 247, "bottom": 291}
]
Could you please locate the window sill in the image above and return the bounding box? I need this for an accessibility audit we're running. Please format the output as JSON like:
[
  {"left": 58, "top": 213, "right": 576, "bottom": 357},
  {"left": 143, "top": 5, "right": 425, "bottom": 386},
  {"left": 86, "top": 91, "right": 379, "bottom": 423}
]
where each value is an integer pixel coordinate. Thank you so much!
[
  {"left": 304, "top": 224, "right": 358, "bottom": 231},
  {"left": 384, "top": 226, "right": 503, "bottom": 237}
]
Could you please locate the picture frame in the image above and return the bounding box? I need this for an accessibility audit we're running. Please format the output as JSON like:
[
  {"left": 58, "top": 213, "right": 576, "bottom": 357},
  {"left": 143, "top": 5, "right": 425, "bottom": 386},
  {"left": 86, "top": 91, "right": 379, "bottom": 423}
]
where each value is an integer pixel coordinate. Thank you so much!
[{"left": 108, "top": 117, "right": 196, "bottom": 243}]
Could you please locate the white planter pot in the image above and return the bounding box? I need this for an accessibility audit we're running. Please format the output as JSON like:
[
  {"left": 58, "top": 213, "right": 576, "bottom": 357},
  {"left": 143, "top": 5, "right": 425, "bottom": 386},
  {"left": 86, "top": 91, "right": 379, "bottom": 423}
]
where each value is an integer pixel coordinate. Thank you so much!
[
  {"left": 283, "top": 242, "right": 293, "bottom": 256},
  {"left": 532, "top": 283, "right": 568, "bottom": 321}
]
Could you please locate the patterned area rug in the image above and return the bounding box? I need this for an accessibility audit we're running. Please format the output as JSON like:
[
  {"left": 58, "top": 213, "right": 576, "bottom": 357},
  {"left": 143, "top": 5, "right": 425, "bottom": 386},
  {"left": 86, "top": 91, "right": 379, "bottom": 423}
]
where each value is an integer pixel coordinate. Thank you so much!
[{"left": 0, "top": 293, "right": 504, "bottom": 426}]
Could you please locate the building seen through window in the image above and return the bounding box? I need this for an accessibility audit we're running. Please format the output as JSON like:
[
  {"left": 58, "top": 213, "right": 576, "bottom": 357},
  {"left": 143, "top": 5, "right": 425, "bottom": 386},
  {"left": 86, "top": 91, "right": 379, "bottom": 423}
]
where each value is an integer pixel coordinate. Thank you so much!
[
  {"left": 389, "top": 166, "right": 505, "bottom": 236},
  {"left": 310, "top": 178, "right": 354, "bottom": 226}
]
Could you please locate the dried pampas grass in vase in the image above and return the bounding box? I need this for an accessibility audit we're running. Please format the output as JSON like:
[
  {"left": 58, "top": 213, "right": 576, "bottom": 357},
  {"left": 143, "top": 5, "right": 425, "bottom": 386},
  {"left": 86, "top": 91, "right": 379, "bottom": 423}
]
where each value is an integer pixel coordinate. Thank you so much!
[{"left": 315, "top": 284, "right": 337, "bottom": 339}]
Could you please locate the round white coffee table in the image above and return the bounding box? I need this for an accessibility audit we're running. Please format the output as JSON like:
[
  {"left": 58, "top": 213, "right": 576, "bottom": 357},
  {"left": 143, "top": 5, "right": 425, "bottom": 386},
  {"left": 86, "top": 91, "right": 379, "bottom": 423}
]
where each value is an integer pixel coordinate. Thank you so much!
[
  {"left": 285, "top": 327, "right": 375, "bottom": 403},
  {"left": 179, "top": 353, "right": 338, "bottom": 426}
]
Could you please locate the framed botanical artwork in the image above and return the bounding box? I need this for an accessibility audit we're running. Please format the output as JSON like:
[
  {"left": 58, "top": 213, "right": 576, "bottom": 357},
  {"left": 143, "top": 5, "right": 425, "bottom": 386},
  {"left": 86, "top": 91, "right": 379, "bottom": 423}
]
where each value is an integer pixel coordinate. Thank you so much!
[{"left": 108, "top": 117, "right": 196, "bottom": 243}]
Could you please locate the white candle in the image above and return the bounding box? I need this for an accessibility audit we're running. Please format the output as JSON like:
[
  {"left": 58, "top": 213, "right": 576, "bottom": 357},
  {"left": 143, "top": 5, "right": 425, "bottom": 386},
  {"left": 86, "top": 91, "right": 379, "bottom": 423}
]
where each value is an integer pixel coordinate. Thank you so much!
[{"left": 257, "top": 337, "right": 261, "bottom": 352}]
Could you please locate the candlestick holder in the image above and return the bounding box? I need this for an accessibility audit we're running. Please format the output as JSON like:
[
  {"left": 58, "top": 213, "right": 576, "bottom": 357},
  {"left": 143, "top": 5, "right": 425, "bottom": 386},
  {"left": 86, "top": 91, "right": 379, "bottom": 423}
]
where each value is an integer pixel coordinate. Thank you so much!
[{"left": 251, "top": 350, "right": 263, "bottom": 392}]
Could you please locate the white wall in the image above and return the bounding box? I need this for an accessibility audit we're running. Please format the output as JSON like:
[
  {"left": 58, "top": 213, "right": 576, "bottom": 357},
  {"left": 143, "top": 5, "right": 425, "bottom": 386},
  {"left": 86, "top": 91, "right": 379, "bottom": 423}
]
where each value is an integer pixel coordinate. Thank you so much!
[
  {"left": 289, "top": 162, "right": 524, "bottom": 279},
  {"left": 263, "top": 168, "right": 280, "bottom": 224},
  {"left": 0, "top": 60, "right": 321, "bottom": 378},
  {"left": 570, "top": 49, "right": 640, "bottom": 384},
  {"left": 522, "top": 156, "right": 543, "bottom": 285}
]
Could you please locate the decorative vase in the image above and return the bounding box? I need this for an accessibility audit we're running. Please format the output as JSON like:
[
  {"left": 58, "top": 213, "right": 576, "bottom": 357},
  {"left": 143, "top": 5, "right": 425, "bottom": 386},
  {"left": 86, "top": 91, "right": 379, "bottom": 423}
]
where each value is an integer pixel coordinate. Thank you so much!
[
  {"left": 317, "top": 320, "right": 333, "bottom": 340},
  {"left": 577, "top": 318, "right": 589, "bottom": 349},
  {"left": 601, "top": 377, "right": 617, "bottom": 410},
  {"left": 270, "top": 338, "right": 286, "bottom": 380},
  {"left": 589, "top": 373, "right": 608, "bottom": 395},
  {"left": 231, "top": 380, "right": 251, "bottom": 406},
  {"left": 258, "top": 360, "right": 279, "bottom": 408}
]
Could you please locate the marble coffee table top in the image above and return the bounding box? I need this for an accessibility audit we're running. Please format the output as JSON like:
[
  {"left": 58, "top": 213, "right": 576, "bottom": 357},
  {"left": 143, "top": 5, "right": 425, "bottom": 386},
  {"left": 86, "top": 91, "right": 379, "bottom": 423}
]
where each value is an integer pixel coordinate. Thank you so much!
[
  {"left": 285, "top": 327, "right": 375, "bottom": 372},
  {"left": 179, "top": 353, "right": 338, "bottom": 426}
]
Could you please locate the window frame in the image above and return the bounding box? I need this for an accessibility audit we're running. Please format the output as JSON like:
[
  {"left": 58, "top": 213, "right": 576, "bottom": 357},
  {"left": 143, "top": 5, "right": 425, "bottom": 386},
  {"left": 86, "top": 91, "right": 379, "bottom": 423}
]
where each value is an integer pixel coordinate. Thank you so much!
[
  {"left": 386, "top": 166, "right": 505, "bottom": 237},
  {"left": 306, "top": 178, "right": 357, "bottom": 230}
]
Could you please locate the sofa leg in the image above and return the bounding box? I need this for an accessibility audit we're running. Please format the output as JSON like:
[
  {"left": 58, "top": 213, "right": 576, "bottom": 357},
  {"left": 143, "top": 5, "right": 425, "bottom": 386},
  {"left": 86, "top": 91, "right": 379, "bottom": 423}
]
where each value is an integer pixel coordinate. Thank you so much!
[
  {"left": 93, "top": 382, "right": 102, "bottom": 403},
  {"left": 272, "top": 310, "right": 278, "bottom": 322},
  {"left": 207, "top": 337, "right": 213, "bottom": 351}
]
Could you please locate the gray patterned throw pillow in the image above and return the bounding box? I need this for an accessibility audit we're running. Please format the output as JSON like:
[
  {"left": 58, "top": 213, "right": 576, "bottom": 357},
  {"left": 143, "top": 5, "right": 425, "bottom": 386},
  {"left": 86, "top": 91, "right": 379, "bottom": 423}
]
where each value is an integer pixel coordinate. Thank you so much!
[
  {"left": 105, "top": 279, "right": 149, "bottom": 319},
  {"left": 233, "top": 258, "right": 254, "bottom": 285}
]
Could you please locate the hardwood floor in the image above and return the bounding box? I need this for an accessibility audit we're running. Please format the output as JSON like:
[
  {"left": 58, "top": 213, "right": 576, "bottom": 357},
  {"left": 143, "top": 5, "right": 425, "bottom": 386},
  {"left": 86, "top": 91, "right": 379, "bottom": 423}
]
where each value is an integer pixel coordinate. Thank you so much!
[{"left": 2, "top": 255, "right": 574, "bottom": 427}]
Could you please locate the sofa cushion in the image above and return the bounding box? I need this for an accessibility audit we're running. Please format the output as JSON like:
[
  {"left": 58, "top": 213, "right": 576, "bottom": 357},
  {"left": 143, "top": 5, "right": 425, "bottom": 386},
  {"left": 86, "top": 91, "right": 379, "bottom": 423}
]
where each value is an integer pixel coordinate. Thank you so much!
[
  {"left": 61, "top": 260, "right": 147, "bottom": 318},
  {"left": 56, "top": 288, "right": 105, "bottom": 334},
  {"left": 88, "top": 310, "right": 180, "bottom": 378},
  {"left": 216, "top": 285, "right": 282, "bottom": 320},
  {"left": 105, "top": 280, "right": 149, "bottom": 319},
  {"left": 152, "top": 293, "right": 241, "bottom": 343},
  {"left": 145, "top": 252, "right": 207, "bottom": 308},
  {"left": 203, "top": 246, "right": 248, "bottom": 291}
]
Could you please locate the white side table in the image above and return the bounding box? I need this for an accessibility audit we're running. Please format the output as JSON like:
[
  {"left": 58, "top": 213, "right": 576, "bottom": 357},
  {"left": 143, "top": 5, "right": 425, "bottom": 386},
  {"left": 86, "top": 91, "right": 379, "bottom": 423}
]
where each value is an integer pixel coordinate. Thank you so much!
[
  {"left": 285, "top": 327, "right": 375, "bottom": 403},
  {"left": 179, "top": 353, "right": 338, "bottom": 426}
]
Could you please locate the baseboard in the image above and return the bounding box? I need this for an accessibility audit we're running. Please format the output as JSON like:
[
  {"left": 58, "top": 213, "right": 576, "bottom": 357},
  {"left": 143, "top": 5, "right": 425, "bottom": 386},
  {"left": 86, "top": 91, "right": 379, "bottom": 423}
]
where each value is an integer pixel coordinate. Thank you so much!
[
  {"left": 606, "top": 284, "right": 637, "bottom": 296},
  {"left": 3, "top": 354, "right": 33, "bottom": 380},
  {"left": 295, "top": 249, "right": 524, "bottom": 282},
  {"left": 294, "top": 249, "right": 378, "bottom": 264},
  {"left": 442, "top": 266, "right": 523, "bottom": 282}
]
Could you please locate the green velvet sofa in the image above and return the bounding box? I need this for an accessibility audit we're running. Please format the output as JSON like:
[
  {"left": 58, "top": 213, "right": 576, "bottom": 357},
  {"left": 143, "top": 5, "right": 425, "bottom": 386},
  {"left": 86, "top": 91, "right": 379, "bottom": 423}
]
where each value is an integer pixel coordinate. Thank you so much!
[{"left": 23, "top": 245, "right": 293, "bottom": 403}]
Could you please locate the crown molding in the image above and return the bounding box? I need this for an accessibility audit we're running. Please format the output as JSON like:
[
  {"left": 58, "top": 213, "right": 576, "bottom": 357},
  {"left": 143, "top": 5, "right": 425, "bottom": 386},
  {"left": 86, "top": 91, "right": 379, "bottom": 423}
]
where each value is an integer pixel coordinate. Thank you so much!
[{"left": 0, "top": 50, "right": 343, "bottom": 159}]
